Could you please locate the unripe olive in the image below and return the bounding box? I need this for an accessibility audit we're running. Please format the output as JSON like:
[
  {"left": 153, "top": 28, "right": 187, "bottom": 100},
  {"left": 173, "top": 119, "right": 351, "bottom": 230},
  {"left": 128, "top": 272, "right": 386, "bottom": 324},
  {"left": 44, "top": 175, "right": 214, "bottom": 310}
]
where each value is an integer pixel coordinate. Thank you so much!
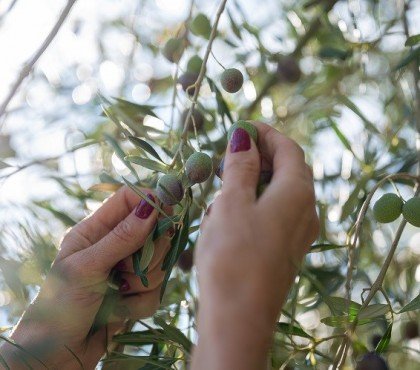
[
  {"left": 373, "top": 193, "right": 403, "bottom": 223},
  {"left": 177, "top": 249, "right": 194, "bottom": 272},
  {"left": 227, "top": 120, "right": 258, "bottom": 142},
  {"left": 156, "top": 174, "right": 184, "bottom": 205},
  {"left": 180, "top": 108, "right": 204, "bottom": 132},
  {"left": 402, "top": 197, "right": 420, "bottom": 227},
  {"left": 162, "top": 38, "right": 184, "bottom": 63},
  {"left": 220, "top": 68, "right": 244, "bottom": 93},
  {"left": 185, "top": 152, "right": 213, "bottom": 184},
  {"left": 355, "top": 352, "right": 389, "bottom": 370},
  {"left": 190, "top": 13, "right": 211, "bottom": 39},
  {"left": 403, "top": 320, "right": 419, "bottom": 339},
  {"left": 277, "top": 56, "right": 301, "bottom": 83},
  {"left": 178, "top": 72, "right": 199, "bottom": 96},
  {"left": 187, "top": 55, "right": 203, "bottom": 73}
]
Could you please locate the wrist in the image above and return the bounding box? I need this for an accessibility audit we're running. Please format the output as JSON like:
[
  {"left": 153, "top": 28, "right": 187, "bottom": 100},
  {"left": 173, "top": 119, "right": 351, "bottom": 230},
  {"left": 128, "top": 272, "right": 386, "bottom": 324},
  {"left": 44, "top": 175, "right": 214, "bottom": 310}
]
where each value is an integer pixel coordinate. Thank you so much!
[{"left": 192, "top": 302, "right": 275, "bottom": 370}]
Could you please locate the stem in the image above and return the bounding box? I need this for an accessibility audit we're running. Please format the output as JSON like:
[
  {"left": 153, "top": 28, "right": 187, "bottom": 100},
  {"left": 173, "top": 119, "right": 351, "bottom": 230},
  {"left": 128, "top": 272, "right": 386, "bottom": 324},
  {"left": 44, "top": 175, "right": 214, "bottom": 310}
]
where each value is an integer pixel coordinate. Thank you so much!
[
  {"left": 402, "top": 1, "right": 420, "bottom": 174},
  {"left": 333, "top": 175, "right": 420, "bottom": 368},
  {"left": 245, "top": 0, "right": 338, "bottom": 116},
  {"left": 0, "top": 0, "right": 78, "bottom": 119},
  {"left": 170, "top": 0, "right": 229, "bottom": 167}
]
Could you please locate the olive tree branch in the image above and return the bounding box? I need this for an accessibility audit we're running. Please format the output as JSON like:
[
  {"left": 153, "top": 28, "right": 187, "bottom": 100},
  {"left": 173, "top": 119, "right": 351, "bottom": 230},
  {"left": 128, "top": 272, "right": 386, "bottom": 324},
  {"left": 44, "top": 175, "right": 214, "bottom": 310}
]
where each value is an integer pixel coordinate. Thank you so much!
[
  {"left": 332, "top": 173, "right": 420, "bottom": 368},
  {"left": 245, "top": 0, "right": 338, "bottom": 116},
  {"left": 402, "top": 1, "right": 420, "bottom": 174},
  {"left": 170, "top": 0, "right": 229, "bottom": 167},
  {"left": 0, "top": 0, "right": 77, "bottom": 119}
]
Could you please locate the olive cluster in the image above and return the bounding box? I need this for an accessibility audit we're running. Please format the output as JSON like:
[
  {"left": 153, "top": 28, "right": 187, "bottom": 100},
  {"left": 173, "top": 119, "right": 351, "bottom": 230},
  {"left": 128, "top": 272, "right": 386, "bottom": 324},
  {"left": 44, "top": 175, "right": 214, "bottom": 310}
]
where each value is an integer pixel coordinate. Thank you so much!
[
  {"left": 373, "top": 193, "right": 420, "bottom": 227},
  {"left": 156, "top": 152, "right": 213, "bottom": 206}
]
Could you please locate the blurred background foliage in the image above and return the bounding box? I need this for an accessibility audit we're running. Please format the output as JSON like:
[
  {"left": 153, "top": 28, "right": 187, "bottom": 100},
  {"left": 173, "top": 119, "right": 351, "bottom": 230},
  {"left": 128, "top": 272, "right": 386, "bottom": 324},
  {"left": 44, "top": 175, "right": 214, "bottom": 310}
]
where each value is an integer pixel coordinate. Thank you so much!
[{"left": 0, "top": 0, "right": 419, "bottom": 368}]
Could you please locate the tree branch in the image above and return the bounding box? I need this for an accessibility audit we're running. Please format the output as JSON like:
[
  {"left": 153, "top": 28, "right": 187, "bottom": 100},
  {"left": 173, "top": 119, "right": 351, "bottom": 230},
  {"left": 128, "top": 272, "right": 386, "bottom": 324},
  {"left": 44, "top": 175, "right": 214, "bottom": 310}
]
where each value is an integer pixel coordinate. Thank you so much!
[{"left": 0, "top": 0, "right": 77, "bottom": 118}]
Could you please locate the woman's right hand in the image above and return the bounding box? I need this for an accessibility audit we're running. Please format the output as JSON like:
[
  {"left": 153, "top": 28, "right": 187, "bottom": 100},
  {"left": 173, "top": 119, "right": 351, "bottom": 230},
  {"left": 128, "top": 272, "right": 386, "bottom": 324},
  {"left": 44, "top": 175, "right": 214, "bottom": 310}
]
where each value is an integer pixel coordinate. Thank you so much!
[{"left": 192, "top": 122, "right": 319, "bottom": 370}]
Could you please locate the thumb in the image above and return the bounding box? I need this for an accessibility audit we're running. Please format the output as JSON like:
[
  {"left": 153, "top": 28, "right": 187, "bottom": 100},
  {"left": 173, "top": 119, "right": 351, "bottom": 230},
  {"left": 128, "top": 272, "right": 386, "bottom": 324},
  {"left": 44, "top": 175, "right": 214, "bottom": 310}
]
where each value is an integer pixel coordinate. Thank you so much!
[
  {"left": 82, "top": 194, "right": 158, "bottom": 273},
  {"left": 222, "top": 126, "right": 260, "bottom": 203}
]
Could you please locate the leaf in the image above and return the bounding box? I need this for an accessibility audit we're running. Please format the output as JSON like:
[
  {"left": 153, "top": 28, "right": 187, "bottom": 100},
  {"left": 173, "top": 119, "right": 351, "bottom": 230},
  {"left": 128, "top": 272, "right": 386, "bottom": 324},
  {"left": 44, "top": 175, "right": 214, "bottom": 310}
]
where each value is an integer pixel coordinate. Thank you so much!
[
  {"left": 406, "top": 34, "right": 420, "bottom": 47},
  {"left": 125, "top": 156, "right": 167, "bottom": 173},
  {"left": 340, "top": 177, "right": 368, "bottom": 222},
  {"left": 207, "top": 78, "right": 233, "bottom": 123},
  {"left": 140, "top": 231, "right": 155, "bottom": 271},
  {"left": 34, "top": 201, "right": 77, "bottom": 227},
  {"left": 113, "top": 97, "right": 158, "bottom": 118},
  {"left": 99, "top": 172, "right": 120, "bottom": 184},
  {"left": 113, "top": 330, "right": 165, "bottom": 346},
  {"left": 324, "top": 296, "right": 361, "bottom": 317},
  {"left": 122, "top": 178, "right": 167, "bottom": 216},
  {"left": 309, "top": 243, "right": 346, "bottom": 253},
  {"left": 375, "top": 322, "right": 392, "bottom": 353},
  {"left": 0, "top": 161, "right": 11, "bottom": 170},
  {"left": 358, "top": 304, "right": 389, "bottom": 319},
  {"left": 104, "top": 133, "right": 139, "bottom": 180},
  {"left": 160, "top": 211, "right": 190, "bottom": 300},
  {"left": 128, "top": 136, "right": 163, "bottom": 162},
  {"left": 227, "top": 9, "right": 242, "bottom": 40},
  {"left": 321, "top": 315, "right": 372, "bottom": 328},
  {"left": 394, "top": 47, "right": 420, "bottom": 70},
  {"left": 153, "top": 316, "right": 193, "bottom": 353},
  {"left": 132, "top": 249, "right": 149, "bottom": 287},
  {"left": 276, "top": 323, "right": 313, "bottom": 339},
  {"left": 319, "top": 47, "right": 351, "bottom": 60},
  {"left": 89, "top": 183, "right": 122, "bottom": 192},
  {"left": 327, "top": 119, "right": 357, "bottom": 157},
  {"left": 337, "top": 95, "right": 380, "bottom": 134},
  {"left": 155, "top": 216, "right": 179, "bottom": 239},
  {"left": 70, "top": 139, "right": 98, "bottom": 151},
  {"left": 398, "top": 293, "right": 420, "bottom": 313}
]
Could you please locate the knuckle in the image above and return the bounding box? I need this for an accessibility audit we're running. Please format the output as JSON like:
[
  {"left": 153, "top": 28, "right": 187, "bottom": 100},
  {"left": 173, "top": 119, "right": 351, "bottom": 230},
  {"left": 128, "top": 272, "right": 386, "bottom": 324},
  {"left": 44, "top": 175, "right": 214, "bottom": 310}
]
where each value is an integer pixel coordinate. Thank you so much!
[{"left": 111, "top": 219, "right": 136, "bottom": 244}]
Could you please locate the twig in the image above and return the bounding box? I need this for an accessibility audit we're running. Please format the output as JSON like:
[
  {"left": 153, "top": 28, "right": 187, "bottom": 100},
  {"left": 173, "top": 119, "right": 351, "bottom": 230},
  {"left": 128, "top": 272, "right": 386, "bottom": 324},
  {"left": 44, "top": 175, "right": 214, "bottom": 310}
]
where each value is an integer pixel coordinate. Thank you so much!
[
  {"left": 333, "top": 175, "right": 420, "bottom": 368},
  {"left": 245, "top": 0, "right": 338, "bottom": 116},
  {"left": 0, "top": 0, "right": 78, "bottom": 118},
  {"left": 170, "top": 0, "right": 229, "bottom": 166},
  {"left": 402, "top": 1, "right": 420, "bottom": 174}
]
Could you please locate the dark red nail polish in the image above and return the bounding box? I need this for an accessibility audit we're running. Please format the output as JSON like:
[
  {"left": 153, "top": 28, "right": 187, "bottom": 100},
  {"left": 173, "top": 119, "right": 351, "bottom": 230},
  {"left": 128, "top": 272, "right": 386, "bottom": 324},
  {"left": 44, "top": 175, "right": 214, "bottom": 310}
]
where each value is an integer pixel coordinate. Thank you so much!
[
  {"left": 135, "top": 194, "right": 155, "bottom": 219},
  {"left": 230, "top": 128, "right": 251, "bottom": 153},
  {"left": 119, "top": 278, "right": 130, "bottom": 292},
  {"left": 113, "top": 260, "right": 126, "bottom": 271},
  {"left": 205, "top": 204, "right": 212, "bottom": 216}
]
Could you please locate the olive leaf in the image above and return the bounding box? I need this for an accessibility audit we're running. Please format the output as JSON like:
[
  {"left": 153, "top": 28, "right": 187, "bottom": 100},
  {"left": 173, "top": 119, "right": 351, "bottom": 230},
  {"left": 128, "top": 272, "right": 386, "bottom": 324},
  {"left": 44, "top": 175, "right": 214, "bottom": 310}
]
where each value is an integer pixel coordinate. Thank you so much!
[
  {"left": 128, "top": 136, "right": 164, "bottom": 162},
  {"left": 139, "top": 231, "right": 155, "bottom": 271},
  {"left": 398, "top": 293, "right": 420, "bottom": 313},
  {"left": 125, "top": 155, "right": 168, "bottom": 173},
  {"left": 375, "top": 322, "right": 392, "bottom": 354}
]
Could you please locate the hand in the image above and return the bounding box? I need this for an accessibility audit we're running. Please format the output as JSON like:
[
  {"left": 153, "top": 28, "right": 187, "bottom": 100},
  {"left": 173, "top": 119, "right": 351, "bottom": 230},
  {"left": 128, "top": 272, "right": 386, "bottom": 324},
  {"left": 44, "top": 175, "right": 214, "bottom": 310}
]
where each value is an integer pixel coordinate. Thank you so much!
[
  {"left": 0, "top": 187, "right": 171, "bottom": 369},
  {"left": 192, "top": 122, "right": 319, "bottom": 370}
]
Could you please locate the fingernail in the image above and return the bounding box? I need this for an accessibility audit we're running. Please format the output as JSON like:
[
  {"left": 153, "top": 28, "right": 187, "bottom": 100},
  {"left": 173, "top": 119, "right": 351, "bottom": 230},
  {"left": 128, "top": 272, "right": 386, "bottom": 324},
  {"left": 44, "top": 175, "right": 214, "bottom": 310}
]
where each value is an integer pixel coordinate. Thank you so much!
[
  {"left": 113, "top": 260, "right": 126, "bottom": 271},
  {"left": 114, "top": 305, "right": 130, "bottom": 318},
  {"left": 135, "top": 194, "right": 155, "bottom": 219},
  {"left": 205, "top": 203, "right": 212, "bottom": 216},
  {"left": 230, "top": 128, "right": 251, "bottom": 153},
  {"left": 119, "top": 278, "right": 130, "bottom": 292}
]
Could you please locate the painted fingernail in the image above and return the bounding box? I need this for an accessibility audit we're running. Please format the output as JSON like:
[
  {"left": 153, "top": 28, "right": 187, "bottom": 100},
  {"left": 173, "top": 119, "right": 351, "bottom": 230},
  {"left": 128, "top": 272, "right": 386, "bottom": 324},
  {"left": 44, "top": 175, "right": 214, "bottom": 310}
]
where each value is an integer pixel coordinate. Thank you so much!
[
  {"left": 113, "top": 260, "right": 126, "bottom": 271},
  {"left": 119, "top": 278, "right": 130, "bottom": 292},
  {"left": 230, "top": 128, "right": 251, "bottom": 153},
  {"left": 114, "top": 305, "right": 130, "bottom": 318},
  {"left": 135, "top": 194, "right": 155, "bottom": 219}
]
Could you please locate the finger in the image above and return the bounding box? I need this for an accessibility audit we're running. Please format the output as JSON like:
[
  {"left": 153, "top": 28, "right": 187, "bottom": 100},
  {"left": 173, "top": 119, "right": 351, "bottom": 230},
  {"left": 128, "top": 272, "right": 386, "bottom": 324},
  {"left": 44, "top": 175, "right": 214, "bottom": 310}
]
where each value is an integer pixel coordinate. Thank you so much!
[
  {"left": 112, "top": 223, "right": 173, "bottom": 273},
  {"left": 222, "top": 126, "right": 260, "bottom": 203},
  {"left": 79, "top": 193, "right": 158, "bottom": 273},
  {"left": 111, "top": 290, "right": 160, "bottom": 321},
  {"left": 117, "top": 269, "right": 165, "bottom": 295},
  {"left": 71, "top": 186, "right": 146, "bottom": 246}
]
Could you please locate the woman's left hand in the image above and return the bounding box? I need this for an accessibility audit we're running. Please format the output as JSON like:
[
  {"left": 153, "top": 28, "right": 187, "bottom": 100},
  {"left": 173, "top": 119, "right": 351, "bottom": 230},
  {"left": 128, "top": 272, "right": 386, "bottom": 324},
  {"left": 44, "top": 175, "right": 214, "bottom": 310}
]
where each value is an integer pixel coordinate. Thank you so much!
[{"left": 1, "top": 186, "right": 171, "bottom": 369}]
